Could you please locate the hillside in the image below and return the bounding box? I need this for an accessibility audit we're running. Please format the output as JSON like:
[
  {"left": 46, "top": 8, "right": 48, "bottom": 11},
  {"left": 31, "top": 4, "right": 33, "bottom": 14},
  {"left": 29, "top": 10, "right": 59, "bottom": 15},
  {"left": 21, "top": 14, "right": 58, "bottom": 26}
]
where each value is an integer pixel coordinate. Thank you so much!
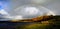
[
  {"left": 0, "top": 15, "right": 60, "bottom": 29},
  {"left": 14, "top": 15, "right": 60, "bottom": 29}
]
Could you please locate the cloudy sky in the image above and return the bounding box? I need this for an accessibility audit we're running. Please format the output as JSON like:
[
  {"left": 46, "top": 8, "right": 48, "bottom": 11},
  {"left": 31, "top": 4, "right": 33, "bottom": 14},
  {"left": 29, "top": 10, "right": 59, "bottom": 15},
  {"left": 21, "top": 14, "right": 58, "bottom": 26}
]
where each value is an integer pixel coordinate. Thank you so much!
[
  {"left": 8, "top": 0, "right": 60, "bottom": 14},
  {"left": 0, "top": 0, "right": 60, "bottom": 18}
]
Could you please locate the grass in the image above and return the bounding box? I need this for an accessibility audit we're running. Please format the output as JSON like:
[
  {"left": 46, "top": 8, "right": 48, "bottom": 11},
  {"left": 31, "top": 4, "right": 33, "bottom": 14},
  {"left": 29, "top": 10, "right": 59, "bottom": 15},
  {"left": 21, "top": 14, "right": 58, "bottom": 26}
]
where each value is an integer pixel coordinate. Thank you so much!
[{"left": 14, "top": 16, "right": 60, "bottom": 29}]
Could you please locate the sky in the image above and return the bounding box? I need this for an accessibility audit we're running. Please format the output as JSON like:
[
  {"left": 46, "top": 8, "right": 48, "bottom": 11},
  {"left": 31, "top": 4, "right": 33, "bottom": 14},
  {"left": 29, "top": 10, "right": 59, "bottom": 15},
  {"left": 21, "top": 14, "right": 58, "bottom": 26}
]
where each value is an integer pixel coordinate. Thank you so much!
[
  {"left": 0, "top": 0, "right": 60, "bottom": 19},
  {"left": 10, "top": 0, "right": 60, "bottom": 15}
]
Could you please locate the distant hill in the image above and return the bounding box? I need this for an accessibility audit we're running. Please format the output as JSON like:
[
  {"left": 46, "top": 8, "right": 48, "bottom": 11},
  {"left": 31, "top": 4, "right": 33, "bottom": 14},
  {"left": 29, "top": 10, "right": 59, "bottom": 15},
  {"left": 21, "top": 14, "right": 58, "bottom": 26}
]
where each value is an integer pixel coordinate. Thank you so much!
[{"left": 10, "top": 15, "right": 60, "bottom": 22}]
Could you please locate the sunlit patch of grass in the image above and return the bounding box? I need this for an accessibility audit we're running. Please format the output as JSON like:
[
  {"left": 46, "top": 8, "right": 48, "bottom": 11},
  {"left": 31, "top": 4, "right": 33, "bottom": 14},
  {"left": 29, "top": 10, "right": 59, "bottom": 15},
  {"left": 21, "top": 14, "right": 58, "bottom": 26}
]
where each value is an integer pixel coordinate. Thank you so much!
[
  {"left": 23, "top": 23, "right": 50, "bottom": 29},
  {"left": 15, "top": 20, "right": 55, "bottom": 29},
  {"left": 15, "top": 22, "right": 50, "bottom": 29}
]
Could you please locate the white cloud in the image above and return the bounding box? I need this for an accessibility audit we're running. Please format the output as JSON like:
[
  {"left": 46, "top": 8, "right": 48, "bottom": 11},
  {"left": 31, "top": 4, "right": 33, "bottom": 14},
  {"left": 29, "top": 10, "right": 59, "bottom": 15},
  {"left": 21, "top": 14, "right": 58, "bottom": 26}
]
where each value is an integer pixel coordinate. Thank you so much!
[
  {"left": 0, "top": 9, "right": 12, "bottom": 18},
  {"left": 0, "top": 9, "right": 9, "bottom": 15},
  {"left": 8, "top": 15, "right": 23, "bottom": 21},
  {"left": 47, "top": 11, "right": 56, "bottom": 16},
  {"left": 25, "top": 7, "right": 39, "bottom": 15}
]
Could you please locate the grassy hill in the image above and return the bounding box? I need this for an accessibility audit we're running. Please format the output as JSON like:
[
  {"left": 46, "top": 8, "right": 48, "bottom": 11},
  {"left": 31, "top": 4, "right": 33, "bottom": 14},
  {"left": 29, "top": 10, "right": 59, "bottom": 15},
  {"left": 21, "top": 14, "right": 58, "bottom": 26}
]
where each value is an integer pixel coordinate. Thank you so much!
[
  {"left": 14, "top": 16, "right": 60, "bottom": 29},
  {"left": 0, "top": 16, "right": 60, "bottom": 29}
]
